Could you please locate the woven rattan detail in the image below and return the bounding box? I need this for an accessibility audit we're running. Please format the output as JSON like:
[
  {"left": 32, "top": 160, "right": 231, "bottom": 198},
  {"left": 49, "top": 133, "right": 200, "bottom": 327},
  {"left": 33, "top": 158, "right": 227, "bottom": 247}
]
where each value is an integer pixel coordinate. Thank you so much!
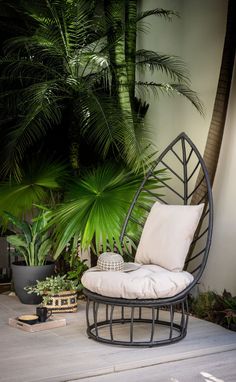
[
  {"left": 97, "top": 252, "right": 124, "bottom": 271},
  {"left": 44, "top": 290, "right": 78, "bottom": 313}
]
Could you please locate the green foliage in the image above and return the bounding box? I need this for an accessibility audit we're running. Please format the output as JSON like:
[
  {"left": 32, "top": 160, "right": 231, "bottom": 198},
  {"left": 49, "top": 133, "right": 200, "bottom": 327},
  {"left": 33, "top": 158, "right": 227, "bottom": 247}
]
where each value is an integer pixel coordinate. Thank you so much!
[
  {"left": 190, "top": 291, "right": 217, "bottom": 321},
  {"left": 25, "top": 274, "right": 79, "bottom": 304},
  {"left": 48, "top": 162, "right": 164, "bottom": 258},
  {"left": 213, "top": 290, "right": 236, "bottom": 328},
  {"left": 190, "top": 289, "right": 236, "bottom": 330},
  {"left": 0, "top": 0, "right": 153, "bottom": 177},
  {"left": 0, "top": 1, "right": 204, "bottom": 271},
  {"left": 0, "top": 160, "right": 67, "bottom": 223},
  {"left": 66, "top": 257, "right": 88, "bottom": 293},
  {"left": 0, "top": 0, "right": 203, "bottom": 179},
  {"left": 4, "top": 209, "right": 53, "bottom": 266},
  {"left": 58, "top": 237, "right": 89, "bottom": 293}
]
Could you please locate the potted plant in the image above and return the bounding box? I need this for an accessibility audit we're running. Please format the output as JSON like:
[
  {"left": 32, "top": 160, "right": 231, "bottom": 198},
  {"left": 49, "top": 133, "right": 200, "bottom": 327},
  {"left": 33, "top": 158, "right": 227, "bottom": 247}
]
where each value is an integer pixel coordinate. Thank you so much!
[
  {"left": 5, "top": 210, "right": 55, "bottom": 304},
  {"left": 26, "top": 275, "right": 79, "bottom": 313}
]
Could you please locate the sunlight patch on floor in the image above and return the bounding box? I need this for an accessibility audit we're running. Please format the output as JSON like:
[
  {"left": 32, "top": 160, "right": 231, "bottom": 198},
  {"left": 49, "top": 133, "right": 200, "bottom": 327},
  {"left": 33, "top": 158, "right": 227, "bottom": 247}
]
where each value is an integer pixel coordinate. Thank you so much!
[{"left": 201, "top": 371, "right": 224, "bottom": 382}]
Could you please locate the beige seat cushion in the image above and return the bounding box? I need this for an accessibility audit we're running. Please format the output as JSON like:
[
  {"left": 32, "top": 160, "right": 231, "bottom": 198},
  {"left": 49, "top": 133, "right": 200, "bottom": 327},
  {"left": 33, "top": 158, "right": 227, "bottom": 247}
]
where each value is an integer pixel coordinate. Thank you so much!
[
  {"left": 82, "top": 264, "right": 194, "bottom": 299},
  {"left": 135, "top": 202, "right": 204, "bottom": 271}
]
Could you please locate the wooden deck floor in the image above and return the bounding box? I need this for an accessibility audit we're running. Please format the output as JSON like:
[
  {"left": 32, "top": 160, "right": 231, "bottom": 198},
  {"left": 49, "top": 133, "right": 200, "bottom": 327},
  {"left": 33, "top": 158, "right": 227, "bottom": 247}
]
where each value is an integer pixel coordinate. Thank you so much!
[{"left": 0, "top": 295, "right": 236, "bottom": 382}]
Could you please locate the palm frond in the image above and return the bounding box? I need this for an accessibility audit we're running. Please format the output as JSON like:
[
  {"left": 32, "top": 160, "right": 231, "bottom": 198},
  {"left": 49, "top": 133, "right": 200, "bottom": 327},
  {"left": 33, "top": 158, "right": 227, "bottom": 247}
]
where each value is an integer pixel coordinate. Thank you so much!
[
  {"left": 1, "top": 80, "right": 63, "bottom": 178},
  {"left": 135, "top": 81, "right": 204, "bottom": 115},
  {"left": 136, "top": 50, "right": 189, "bottom": 83},
  {"left": 0, "top": 57, "right": 63, "bottom": 82},
  {"left": 136, "top": 8, "right": 179, "bottom": 22},
  {"left": 77, "top": 89, "right": 156, "bottom": 170}
]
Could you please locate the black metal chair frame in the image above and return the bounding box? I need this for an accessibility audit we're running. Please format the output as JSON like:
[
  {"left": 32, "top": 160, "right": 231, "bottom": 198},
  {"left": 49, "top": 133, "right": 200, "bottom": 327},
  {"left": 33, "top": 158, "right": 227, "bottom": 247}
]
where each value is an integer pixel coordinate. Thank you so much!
[{"left": 84, "top": 133, "right": 213, "bottom": 347}]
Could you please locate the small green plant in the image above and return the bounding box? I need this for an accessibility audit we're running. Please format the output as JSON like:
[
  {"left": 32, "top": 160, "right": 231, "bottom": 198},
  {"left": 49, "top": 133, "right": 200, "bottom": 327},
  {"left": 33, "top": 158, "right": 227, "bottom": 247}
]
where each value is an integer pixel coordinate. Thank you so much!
[
  {"left": 25, "top": 275, "right": 79, "bottom": 304},
  {"left": 56, "top": 237, "right": 88, "bottom": 293},
  {"left": 190, "top": 289, "right": 236, "bottom": 331},
  {"left": 66, "top": 258, "right": 88, "bottom": 293},
  {"left": 213, "top": 289, "right": 236, "bottom": 329},
  {"left": 190, "top": 291, "right": 217, "bottom": 321}
]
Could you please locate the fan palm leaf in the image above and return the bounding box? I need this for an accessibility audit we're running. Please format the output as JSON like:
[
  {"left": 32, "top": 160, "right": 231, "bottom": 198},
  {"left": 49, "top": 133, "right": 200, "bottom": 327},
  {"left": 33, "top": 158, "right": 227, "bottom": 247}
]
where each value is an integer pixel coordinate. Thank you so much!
[
  {"left": 48, "top": 162, "right": 164, "bottom": 258},
  {"left": 0, "top": 160, "right": 67, "bottom": 224}
]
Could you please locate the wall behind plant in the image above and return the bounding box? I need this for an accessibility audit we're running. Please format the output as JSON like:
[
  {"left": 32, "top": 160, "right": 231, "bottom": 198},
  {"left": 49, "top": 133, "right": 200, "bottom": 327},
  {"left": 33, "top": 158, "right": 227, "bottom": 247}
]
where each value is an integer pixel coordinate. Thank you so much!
[{"left": 139, "top": 0, "right": 236, "bottom": 294}]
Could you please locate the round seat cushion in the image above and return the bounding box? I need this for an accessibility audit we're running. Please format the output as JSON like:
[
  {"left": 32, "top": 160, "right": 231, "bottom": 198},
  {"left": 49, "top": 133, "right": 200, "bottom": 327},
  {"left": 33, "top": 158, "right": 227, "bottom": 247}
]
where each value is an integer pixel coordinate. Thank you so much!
[{"left": 82, "top": 264, "right": 194, "bottom": 299}]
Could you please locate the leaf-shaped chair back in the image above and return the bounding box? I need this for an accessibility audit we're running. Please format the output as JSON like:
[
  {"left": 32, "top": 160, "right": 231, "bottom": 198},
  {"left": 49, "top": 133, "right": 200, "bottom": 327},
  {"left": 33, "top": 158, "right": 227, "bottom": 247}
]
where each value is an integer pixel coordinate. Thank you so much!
[{"left": 120, "top": 133, "right": 213, "bottom": 288}]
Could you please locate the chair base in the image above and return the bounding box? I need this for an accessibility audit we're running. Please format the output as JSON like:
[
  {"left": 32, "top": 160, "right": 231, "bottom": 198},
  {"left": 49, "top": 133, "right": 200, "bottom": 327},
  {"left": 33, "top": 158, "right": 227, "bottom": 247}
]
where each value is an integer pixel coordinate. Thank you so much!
[{"left": 84, "top": 288, "right": 189, "bottom": 347}]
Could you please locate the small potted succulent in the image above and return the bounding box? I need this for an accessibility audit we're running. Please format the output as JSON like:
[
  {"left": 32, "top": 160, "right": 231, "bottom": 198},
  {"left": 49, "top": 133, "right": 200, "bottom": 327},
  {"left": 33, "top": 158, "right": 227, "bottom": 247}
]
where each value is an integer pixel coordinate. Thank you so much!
[{"left": 26, "top": 274, "right": 79, "bottom": 313}]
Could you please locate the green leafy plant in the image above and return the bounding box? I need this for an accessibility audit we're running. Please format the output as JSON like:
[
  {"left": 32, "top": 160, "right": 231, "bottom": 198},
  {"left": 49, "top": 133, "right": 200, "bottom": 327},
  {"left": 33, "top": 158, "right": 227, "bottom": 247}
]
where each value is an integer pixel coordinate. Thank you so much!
[
  {"left": 213, "top": 290, "right": 236, "bottom": 329},
  {"left": 4, "top": 209, "right": 53, "bottom": 266},
  {"left": 190, "top": 291, "right": 217, "bottom": 321},
  {"left": 25, "top": 274, "right": 79, "bottom": 304},
  {"left": 58, "top": 237, "right": 89, "bottom": 293},
  {"left": 66, "top": 257, "right": 88, "bottom": 294},
  {"left": 190, "top": 289, "right": 236, "bottom": 331}
]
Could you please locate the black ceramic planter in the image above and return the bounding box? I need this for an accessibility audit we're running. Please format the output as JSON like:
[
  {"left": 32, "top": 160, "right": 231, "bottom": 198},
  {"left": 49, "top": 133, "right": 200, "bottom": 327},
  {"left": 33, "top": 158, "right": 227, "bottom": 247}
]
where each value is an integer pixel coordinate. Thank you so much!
[{"left": 12, "top": 261, "right": 55, "bottom": 304}]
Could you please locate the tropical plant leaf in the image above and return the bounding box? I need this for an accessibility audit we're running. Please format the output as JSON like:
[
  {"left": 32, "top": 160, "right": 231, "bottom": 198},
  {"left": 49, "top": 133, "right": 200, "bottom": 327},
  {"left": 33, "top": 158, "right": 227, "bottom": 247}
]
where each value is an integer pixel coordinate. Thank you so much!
[
  {"left": 135, "top": 81, "right": 204, "bottom": 115},
  {"left": 78, "top": 90, "right": 156, "bottom": 171},
  {"left": 36, "top": 238, "right": 53, "bottom": 265},
  {"left": 2, "top": 211, "right": 31, "bottom": 238},
  {"left": 48, "top": 162, "right": 164, "bottom": 258},
  {"left": 0, "top": 160, "right": 67, "bottom": 222},
  {"left": 6, "top": 234, "right": 30, "bottom": 264},
  {"left": 4, "top": 209, "right": 54, "bottom": 266},
  {"left": 136, "top": 8, "right": 178, "bottom": 23},
  {"left": 136, "top": 50, "right": 189, "bottom": 83},
  {"left": 6, "top": 234, "right": 29, "bottom": 250},
  {"left": 2, "top": 81, "right": 63, "bottom": 179}
]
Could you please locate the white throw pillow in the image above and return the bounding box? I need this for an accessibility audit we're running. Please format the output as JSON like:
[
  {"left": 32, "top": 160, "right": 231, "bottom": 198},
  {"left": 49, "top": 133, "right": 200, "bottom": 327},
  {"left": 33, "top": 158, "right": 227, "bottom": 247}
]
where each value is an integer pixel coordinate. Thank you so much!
[{"left": 135, "top": 202, "right": 204, "bottom": 271}]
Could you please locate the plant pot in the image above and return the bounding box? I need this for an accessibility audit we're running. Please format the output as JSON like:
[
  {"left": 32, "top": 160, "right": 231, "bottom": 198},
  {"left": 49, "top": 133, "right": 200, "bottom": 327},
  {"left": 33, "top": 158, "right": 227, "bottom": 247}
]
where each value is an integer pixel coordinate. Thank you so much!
[
  {"left": 12, "top": 261, "right": 55, "bottom": 304},
  {"left": 43, "top": 290, "right": 78, "bottom": 313}
]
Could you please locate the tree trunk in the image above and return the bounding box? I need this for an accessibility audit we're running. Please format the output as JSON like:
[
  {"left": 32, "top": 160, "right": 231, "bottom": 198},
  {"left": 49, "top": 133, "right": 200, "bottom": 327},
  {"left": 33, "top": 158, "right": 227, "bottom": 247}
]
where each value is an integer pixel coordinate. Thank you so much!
[
  {"left": 104, "top": 0, "right": 133, "bottom": 114},
  {"left": 104, "top": 0, "right": 136, "bottom": 164},
  {"left": 68, "top": 104, "right": 80, "bottom": 174},
  {"left": 191, "top": 0, "right": 236, "bottom": 204},
  {"left": 125, "top": 0, "right": 137, "bottom": 104}
]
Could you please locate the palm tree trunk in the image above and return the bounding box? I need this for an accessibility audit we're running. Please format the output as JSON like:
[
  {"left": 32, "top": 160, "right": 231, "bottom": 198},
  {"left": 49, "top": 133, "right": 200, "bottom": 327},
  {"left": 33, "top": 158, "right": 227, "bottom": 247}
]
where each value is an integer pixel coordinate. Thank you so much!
[
  {"left": 104, "top": 0, "right": 137, "bottom": 165},
  {"left": 104, "top": 0, "right": 133, "bottom": 116},
  {"left": 191, "top": 0, "right": 236, "bottom": 204},
  {"left": 125, "top": 0, "right": 137, "bottom": 104},
  {"left": 68, "top": 105, "right": 80, "bottom": 174}
]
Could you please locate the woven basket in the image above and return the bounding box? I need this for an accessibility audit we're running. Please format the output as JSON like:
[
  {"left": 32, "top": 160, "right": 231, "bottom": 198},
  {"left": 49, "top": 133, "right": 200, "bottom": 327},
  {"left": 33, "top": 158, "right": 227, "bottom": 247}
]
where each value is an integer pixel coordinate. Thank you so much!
[{"left": 43, "top": 290, "right": 78, "bottom": 313}]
